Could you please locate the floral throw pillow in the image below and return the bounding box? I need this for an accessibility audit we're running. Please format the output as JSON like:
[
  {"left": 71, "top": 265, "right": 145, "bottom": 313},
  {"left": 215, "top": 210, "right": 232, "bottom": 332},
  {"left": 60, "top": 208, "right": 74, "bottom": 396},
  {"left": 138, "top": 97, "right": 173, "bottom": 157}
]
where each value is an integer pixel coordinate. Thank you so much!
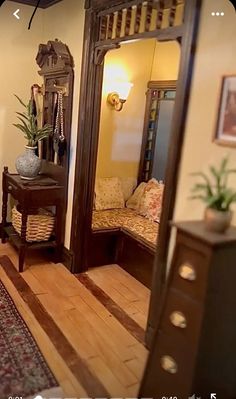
[
  {"left": 139, "top": 179, "right": 164, "bottom": 222},
  {"left": 95, "top": 177, "right": 125, "bottom": 210}
]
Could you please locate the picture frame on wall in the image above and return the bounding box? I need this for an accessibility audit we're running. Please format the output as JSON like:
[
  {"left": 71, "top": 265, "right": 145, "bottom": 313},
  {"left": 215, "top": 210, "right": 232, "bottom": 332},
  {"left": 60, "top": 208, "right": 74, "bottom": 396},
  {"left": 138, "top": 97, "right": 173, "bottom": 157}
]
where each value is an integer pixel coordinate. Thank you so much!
[{"left": 214, "top": 75, "right": 236, "bottom": 147}]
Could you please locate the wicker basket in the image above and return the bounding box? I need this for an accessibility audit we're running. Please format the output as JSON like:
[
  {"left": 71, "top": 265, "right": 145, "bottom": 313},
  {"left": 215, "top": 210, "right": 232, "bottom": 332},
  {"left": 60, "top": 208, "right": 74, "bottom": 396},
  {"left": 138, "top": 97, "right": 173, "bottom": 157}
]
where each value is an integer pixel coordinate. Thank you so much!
[{"left": 12, "top": 206, "right": 55, "bottom": 242}]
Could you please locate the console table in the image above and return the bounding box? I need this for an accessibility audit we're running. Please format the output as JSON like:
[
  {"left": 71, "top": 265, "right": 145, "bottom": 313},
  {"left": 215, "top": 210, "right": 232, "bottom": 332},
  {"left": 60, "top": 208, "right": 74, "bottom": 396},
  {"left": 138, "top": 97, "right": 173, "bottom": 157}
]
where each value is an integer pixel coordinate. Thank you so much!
[{"left": 1, "top": 167, "right": 64, "bottom": 272}]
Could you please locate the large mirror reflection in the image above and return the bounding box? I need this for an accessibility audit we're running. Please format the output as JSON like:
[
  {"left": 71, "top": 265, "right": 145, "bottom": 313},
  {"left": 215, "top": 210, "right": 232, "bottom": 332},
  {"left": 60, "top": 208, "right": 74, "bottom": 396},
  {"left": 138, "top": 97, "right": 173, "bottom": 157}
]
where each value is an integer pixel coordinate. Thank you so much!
[{"left": 91, "top": 38, "right": 180, "bottom": 289}]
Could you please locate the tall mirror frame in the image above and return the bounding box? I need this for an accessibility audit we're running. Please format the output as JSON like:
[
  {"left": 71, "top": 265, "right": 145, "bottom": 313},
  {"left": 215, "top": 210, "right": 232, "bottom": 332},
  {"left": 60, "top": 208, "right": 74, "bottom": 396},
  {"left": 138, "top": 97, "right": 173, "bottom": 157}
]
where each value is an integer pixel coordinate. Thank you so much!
[{"left": 70, "top": 0, "right": 202, "bottom": 345}]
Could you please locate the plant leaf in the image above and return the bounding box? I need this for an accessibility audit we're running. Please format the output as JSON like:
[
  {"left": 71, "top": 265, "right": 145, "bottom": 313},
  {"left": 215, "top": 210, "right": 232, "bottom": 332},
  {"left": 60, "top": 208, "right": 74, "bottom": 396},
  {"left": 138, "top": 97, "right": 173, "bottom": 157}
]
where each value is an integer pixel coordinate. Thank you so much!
[
  {"left": 190, "top": 172, "right": 213, "bottom": 196},
  {"left": 14, "top": 94, "right": 27, "bottom": 108},
  {"left": 16, "top": 112, "right": 28, "bottom": 121},
  {"left": 13, "top": 123, "right": 28, "bottom": 134}
]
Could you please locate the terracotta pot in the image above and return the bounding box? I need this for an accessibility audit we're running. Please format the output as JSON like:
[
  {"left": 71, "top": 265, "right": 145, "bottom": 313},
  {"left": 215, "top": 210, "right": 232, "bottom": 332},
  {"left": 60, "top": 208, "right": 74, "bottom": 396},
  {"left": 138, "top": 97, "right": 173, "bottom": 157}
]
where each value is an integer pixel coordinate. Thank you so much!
[{"left": 204, "top": 208, "right": 232, "bottom": 234}]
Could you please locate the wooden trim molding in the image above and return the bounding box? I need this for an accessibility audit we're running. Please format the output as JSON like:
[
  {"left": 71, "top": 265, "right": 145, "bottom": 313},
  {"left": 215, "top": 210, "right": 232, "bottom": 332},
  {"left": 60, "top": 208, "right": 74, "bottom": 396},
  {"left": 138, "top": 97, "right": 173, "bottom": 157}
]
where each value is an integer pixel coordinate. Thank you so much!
[
  {"left": 8, "top": 0, "right": 63, "bottom": 8},
  {"left": 70, "top": 0, "right": 202, "bottom": 346},
  {"left": 62, "top": 246, "right": 74, "bottom": 271}
]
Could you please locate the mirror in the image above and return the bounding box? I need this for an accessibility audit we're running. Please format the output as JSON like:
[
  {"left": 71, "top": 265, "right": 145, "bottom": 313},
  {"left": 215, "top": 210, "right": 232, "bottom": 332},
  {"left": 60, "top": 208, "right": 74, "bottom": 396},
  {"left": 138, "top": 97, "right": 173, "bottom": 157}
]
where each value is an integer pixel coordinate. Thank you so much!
[
  {"left": 139, "top": 81, "right": 176, "bottom": 182},
  {"left": 90, "top": 38, "right": 180, "bottom": 288}
]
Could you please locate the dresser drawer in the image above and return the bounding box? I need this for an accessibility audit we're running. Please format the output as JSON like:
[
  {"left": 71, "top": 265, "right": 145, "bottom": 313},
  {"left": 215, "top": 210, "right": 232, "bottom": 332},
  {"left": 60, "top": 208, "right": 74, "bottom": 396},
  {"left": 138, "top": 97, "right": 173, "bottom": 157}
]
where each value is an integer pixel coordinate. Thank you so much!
[
  {"left": 171, "top": 243, "right": 209, "bottom": 302},
  {"left": 151, "top": 290, "right": 204, "bottom": 397},
  {"left": 152, "top": 330, "right": 196, "bottom": 397},
  {"left": 160, "top": 288, "right": 203, "bottom": 348}
]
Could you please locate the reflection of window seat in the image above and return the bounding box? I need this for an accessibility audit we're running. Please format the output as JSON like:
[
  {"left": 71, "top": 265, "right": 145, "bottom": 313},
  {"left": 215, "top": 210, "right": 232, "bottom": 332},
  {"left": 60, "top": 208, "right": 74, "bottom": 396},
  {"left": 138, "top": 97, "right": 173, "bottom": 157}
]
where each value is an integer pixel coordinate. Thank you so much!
[{"left": 92, "top": 208, "right": 159, "bottom": 248}]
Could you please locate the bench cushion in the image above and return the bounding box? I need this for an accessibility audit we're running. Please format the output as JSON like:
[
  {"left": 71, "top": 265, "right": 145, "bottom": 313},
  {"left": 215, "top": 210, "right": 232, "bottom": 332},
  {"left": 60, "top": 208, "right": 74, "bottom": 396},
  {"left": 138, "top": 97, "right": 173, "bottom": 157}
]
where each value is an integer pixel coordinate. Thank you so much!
[{"left": 92, "top": 208, "right": 159, "bottom": 247}]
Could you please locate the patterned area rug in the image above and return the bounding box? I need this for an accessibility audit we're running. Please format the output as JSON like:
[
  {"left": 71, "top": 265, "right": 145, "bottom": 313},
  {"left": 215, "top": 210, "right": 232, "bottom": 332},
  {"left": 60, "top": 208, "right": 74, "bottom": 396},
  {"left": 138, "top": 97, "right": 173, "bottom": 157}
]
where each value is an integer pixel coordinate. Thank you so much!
[{"left": 0, "top": 279, "right": 62, "bottom": 399}]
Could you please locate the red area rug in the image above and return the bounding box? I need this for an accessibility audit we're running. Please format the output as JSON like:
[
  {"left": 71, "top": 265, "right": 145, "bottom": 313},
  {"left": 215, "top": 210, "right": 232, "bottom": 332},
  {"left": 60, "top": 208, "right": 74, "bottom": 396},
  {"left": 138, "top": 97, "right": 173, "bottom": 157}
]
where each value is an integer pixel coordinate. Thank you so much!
[{"left": 0, "top": 279, "right": 62, "bottom": 399}]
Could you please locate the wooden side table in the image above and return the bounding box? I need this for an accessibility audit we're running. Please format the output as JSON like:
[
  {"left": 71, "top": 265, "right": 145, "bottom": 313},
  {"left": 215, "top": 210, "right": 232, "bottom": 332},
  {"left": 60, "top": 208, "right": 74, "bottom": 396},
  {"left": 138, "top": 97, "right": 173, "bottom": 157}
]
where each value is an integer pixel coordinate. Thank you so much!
[
  {"left": 140, "top": 220, "right": 236, "bottom": 398},
  {"left": 1, "top": 167, "right": 64, "bottom": 272}
]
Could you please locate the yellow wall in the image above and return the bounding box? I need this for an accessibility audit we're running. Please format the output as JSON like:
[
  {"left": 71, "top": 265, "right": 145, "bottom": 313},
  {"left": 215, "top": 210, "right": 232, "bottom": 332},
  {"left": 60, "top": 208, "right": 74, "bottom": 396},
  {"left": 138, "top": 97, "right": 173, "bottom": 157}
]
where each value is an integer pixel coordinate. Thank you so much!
[
  {"left": 174, "top": 0, "right": 236, "bottom": 225},
  {"left": 96, "top": 39, "right": 156, "bottom": 179},
  {"left": 96, "top": 39, "right": 180, "bottom": 180},
  {"left": 151, "top": 41, "right": 180, "bottom": 81},
  {"left": 0, "top": 1, "right": 43, "bottom": 176}
]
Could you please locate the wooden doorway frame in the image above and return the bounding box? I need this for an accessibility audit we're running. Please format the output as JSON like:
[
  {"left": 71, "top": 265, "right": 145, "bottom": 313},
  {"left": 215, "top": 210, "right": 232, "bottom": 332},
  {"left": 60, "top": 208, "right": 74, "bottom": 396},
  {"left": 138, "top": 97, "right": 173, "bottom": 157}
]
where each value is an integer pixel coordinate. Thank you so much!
[{"left": 70, "top": 0, "right": 201, "bottom": 343}]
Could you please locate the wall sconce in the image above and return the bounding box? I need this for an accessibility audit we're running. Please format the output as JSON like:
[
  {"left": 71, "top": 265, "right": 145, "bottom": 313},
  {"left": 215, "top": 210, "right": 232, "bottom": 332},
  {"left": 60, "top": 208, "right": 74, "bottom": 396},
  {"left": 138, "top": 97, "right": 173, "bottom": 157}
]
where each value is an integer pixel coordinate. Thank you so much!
[{"left": 107, "top": 82, "right": 133, "bottom": 111}]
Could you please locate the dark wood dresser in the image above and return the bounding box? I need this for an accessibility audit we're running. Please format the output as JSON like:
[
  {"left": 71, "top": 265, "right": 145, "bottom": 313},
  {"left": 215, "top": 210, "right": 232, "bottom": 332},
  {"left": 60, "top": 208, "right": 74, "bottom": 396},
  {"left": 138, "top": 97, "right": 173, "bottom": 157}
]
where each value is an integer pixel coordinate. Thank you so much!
[{"left": 140, "top": 220, "right": 236, "bottom": 399}]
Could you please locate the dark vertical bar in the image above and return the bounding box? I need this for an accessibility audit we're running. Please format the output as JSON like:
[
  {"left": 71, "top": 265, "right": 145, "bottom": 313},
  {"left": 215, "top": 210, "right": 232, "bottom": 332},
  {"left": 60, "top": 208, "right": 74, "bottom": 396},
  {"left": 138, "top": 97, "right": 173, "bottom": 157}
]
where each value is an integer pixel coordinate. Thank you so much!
[
  {"left": 156, "top": 0, "right": 165, "bottom": 29},
  {"left": 99, "top": 15, "right": 108, "bottom": 40},
  {"left": 144, "top": 0, "right": 202, "bottom": 354},
  {"left": 169, "top": 0, "right": 178, "bottom": 27},
  {"left": 125, "top": 6, "right": 132, "bottom": 36},
  {"left": 134, "top": 3, "right": 142, "bottom": 34},
  {"left": 145, "top": 0, "right": 153, "bottom": 32},
  {"left": 115, "top": 9, "right": 123, "bottom": 38},
  {"left": 107, "top": 13, "right": 114, "bottom": 39}
]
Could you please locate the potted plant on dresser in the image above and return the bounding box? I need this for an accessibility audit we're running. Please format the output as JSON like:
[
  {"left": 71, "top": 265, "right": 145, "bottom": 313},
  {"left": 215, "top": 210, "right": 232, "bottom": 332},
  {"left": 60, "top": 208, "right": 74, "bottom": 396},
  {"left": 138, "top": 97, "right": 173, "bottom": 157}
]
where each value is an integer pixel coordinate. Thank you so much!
[
  {"left": 191, "top": 157, "right": 236, "bottom": 233},
  {"left": 13, "top": 94, "right": 53, "bottom": 180}
]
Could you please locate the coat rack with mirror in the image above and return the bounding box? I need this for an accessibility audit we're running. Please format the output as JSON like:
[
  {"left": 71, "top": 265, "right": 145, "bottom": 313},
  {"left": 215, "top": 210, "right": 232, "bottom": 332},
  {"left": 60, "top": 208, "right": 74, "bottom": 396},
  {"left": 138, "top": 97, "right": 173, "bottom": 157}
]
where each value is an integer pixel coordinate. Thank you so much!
[{"left": 35, "top": 39, "right": 74, "bottom": 247}]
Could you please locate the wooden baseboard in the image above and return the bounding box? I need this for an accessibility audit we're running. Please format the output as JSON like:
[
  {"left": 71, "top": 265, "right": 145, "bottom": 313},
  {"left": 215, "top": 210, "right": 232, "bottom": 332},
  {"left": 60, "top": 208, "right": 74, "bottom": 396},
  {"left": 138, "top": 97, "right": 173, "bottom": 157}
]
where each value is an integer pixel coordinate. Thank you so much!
[{"left": 62, "top": 246, "right": 74, "bottom": 271}]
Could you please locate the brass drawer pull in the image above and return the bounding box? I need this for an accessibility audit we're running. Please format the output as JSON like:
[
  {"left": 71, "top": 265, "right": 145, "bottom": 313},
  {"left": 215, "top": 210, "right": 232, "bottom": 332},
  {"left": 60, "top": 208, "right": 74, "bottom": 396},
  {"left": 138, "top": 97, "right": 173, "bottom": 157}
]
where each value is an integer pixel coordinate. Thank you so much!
[
  {"left": 161, "top": 355, "right": 178, "bottom": 374},
  {"left": 8, "top": 185, "right": 12, "bottom": 191},
  {"left": 179, "top": 263, "right": 196, "bottom": 281},
  {"left": 170, "top": 311, "right": 187, "bottom": 328}
]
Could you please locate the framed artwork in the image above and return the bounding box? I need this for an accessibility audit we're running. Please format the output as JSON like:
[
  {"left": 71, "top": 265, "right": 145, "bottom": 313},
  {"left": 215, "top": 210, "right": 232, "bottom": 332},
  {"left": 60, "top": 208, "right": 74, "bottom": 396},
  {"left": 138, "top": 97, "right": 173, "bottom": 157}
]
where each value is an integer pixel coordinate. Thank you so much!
[{"left": 214, "top": 75, "right": 236, "bottom": 147}]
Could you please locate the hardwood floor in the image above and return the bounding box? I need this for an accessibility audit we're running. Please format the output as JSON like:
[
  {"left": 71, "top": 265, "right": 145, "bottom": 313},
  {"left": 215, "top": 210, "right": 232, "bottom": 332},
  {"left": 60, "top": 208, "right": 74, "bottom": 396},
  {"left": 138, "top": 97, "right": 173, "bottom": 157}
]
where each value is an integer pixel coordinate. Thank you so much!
[{"left": 0, "top": 243, "right": 150, "bottom": 398}]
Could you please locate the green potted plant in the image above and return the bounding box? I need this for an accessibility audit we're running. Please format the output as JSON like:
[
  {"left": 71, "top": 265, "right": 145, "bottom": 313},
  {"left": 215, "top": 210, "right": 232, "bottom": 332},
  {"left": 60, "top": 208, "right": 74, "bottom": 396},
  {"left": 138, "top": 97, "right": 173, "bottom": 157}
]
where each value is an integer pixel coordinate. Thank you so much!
[
  {"left": 13, "top": 94, "right": 53, "bottom": 180},
  {"left": 190, "top": 157, "right": 236, "bottom": 233}
]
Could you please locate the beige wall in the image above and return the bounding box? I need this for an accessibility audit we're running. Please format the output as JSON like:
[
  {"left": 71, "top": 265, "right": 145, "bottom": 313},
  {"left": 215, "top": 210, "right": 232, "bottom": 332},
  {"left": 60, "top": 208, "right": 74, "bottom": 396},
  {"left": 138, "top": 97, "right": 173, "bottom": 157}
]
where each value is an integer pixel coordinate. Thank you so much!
[
  {"left": 42, "top": 0, "right": 85, "bottom": 248},
  {"left": 0, "top": 1, "right": 43, "bottom": 176},
  {"left": 96, "top": 39, "right": 156, "bottom": 179},
  {"left": 174, "top": 0, "right": 236, "bottom": 225},
  {"left": 0, "top": 0, "right": 84, "bottom": 248}
]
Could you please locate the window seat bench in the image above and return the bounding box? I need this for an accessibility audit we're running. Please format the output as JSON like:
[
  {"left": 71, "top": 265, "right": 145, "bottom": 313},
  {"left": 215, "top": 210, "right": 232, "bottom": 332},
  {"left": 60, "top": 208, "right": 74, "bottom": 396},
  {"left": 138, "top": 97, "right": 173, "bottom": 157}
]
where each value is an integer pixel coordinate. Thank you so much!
[{"left": 90, "top": 208, "right": 159, "bottom": 287}]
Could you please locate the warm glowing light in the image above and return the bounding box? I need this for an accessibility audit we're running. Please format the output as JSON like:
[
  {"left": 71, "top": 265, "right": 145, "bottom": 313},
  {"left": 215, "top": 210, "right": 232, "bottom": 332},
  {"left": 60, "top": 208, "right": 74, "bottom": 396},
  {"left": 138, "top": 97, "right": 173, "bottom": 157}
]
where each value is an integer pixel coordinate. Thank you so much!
[
  {"left": 117, "top": 82, "right": 133, "bottom": 100},
  {"left": 102, "top": 62, "right": 130, "bottom": 96}
]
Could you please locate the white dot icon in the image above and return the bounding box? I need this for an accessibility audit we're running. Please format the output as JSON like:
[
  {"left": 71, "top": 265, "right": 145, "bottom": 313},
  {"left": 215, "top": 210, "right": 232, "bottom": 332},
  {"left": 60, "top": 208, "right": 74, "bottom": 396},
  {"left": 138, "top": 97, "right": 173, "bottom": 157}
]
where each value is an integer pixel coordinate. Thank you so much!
[{"left": 211, "top": 11, "right": 225, "bottom": 16}]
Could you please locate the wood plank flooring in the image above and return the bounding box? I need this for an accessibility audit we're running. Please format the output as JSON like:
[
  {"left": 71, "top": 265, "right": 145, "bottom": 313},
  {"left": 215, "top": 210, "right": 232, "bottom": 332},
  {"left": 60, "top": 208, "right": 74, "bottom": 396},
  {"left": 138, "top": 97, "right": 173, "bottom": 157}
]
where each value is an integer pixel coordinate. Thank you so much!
[{"left": 0, "top": 243, "right": 150, "bottom": 398}]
